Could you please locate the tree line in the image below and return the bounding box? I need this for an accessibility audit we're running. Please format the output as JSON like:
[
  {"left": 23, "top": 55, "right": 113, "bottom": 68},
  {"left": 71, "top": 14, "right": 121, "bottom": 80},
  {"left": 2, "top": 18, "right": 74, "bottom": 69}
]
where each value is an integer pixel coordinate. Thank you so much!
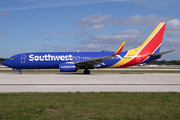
[
  {"left": 147, "top": 60, "right": 180, "bottom": 65},
  {"left": 0, "top": 57, "right": 180, "bottom": 65},
  {"left": 0, "top": 58, "right": 8, "bottom": 64}
]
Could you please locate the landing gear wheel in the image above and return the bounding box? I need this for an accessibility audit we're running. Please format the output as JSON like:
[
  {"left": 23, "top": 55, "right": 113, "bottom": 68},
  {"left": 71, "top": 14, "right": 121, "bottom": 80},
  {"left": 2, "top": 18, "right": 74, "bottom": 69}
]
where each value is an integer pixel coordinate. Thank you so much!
[
  {"left": 18, "top": 71, "right": 22, "bottom": 74},
  {"left": 84, "top": 69, "right": 90, "bottom": 74}
]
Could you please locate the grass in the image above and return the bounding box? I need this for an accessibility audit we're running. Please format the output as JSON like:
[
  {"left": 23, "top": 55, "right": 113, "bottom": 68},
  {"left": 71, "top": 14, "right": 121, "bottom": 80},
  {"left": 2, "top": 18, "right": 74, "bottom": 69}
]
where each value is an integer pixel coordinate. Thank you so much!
[{"left": 0, "top": 92, "right": 180, "bottom": 119}]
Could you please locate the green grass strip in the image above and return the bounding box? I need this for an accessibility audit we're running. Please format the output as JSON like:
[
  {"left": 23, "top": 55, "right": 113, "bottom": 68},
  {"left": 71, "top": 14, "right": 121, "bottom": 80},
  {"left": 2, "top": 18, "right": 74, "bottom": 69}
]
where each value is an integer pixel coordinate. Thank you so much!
[{"left": 0, "top": 92, "right": 180, "bottom": 119}]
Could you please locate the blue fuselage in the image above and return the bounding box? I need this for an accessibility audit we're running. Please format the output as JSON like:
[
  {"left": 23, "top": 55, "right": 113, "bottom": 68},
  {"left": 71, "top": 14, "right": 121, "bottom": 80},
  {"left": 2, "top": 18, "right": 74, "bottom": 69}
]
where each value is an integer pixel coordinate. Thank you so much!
[
  {"left": 3, "top": 51, "right": 126, "bottom": 69},
  {"left": 3, "top": 50, "right": 160, "bottom": 70}
]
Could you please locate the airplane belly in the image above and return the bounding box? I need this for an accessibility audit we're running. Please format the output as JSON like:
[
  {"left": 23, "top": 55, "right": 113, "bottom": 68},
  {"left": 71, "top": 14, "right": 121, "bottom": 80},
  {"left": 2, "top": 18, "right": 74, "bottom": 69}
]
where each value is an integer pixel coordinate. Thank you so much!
[{"left": 17, "top": 61, "right": 60, "bottom": 69}]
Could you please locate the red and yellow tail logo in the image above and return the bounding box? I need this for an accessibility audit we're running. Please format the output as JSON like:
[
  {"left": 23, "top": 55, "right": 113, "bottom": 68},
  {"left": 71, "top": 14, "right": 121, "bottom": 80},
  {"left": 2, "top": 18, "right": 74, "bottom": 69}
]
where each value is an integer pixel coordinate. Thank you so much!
[
  {"left": 109, "top": 22, "right": 166, "bottom": 68},
  {"left": 138, "top": 22, "right": 166, "bottom": 55}
]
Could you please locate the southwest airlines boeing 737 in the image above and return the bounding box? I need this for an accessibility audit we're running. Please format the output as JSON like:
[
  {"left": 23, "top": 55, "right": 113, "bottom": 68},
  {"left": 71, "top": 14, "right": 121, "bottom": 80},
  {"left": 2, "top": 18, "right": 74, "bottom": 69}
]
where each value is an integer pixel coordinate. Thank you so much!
[{"left": 3, "top": 22, "right": 175, "bottom": 74}]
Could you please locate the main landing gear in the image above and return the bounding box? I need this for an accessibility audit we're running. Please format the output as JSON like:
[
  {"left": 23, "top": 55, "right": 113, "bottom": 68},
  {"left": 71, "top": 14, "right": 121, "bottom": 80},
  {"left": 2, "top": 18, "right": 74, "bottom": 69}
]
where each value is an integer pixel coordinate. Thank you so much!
[
  {"left": 84, "top": 69, "right": 90, "bottom": 74},
  {"left": 18, "top": 70, "right": 22, "bottom": 74}
]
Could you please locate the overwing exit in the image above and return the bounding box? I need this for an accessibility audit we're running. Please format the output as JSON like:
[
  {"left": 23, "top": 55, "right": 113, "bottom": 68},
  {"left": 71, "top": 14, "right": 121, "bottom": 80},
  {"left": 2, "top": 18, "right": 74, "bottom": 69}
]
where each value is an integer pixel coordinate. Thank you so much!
[{"left": 3, "top": 22, "right": 175, "bottom": 74}]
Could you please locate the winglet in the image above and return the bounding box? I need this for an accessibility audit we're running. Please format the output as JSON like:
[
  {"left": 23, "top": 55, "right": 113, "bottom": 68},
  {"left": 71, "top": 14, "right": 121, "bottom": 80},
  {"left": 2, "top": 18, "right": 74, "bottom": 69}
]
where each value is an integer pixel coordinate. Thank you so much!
[{"left": 113, "top": 41, "right": 126, "bottom": 56}]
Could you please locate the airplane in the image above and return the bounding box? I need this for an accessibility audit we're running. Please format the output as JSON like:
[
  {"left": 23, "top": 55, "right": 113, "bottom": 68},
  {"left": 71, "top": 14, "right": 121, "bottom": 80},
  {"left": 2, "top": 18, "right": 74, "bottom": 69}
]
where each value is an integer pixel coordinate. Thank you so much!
[{"left": 2, "top": 22, "right": 175, "bottom": 74}]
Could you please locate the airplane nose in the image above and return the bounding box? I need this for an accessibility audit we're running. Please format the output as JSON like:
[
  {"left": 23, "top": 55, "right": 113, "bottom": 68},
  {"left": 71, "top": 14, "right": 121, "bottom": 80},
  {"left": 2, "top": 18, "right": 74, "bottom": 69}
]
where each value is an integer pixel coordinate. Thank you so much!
[{"left": 2, "top": 60, "right": 9, "bottom": 66}]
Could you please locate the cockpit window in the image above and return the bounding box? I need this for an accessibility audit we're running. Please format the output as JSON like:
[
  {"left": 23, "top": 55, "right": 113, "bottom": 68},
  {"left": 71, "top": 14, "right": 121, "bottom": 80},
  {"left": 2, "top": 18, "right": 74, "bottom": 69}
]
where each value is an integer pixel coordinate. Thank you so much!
[{"left": 10, "top": 57, "right": 15, "bottom": 60}]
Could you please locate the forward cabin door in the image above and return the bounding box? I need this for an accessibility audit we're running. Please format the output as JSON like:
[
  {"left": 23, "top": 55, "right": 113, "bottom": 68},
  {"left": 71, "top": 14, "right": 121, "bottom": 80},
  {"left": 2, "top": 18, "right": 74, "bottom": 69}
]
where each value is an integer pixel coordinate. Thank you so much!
[{"left": 21, "top": 54, "right": 26, "bottom": 63}]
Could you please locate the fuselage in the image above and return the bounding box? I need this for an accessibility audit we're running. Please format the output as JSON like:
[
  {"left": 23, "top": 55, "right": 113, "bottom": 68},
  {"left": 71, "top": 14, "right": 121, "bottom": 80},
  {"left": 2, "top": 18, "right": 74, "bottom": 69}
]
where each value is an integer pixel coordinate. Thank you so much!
[{"left": 3, "top": 50, "right": 160, "bottom": 69}]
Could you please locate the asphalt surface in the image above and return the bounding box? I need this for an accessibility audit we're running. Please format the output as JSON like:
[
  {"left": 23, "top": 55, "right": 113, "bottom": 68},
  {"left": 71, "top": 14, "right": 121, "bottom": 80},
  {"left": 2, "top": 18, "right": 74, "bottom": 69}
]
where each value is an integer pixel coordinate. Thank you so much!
[{"left": 0, "top": 73, "right": 180, "bottom": 93}]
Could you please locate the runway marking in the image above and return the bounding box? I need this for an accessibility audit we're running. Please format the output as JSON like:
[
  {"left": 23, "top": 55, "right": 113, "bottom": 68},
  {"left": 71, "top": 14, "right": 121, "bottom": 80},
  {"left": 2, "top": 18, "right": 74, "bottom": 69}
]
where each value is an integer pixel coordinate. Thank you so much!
[{"left": 0, "top": 84, "right": 180, "bottom": 86}]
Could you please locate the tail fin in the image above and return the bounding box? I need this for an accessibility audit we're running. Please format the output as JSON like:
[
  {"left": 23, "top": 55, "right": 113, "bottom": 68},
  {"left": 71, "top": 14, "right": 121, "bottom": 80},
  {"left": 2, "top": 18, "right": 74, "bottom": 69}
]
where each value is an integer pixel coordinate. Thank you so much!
[
  {"left": 108, "top": 23, "right": 167, "bottom": 68},
  {"left": 138, "top": 22, "right": 166, "bottom": 55}
]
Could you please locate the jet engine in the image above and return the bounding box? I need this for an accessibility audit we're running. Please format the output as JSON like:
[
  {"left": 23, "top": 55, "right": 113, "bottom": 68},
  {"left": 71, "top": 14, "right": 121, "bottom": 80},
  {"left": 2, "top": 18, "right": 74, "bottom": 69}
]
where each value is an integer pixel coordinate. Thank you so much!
[{"left": 59, "top": 63, "right": 77, "bottom": 72}]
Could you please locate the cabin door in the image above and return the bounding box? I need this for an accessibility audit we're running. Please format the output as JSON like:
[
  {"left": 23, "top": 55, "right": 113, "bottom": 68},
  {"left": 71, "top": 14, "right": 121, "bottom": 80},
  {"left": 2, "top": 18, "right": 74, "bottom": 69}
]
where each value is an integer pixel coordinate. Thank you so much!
[{"left": 21, "top": 54, "right": 26, "bottom": 63}]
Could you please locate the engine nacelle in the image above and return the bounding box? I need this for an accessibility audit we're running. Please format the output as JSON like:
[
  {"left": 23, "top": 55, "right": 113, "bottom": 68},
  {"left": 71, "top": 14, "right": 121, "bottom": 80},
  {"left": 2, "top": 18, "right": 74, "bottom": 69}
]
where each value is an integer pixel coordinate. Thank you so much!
[{"left": 59, "top": 63, "right": 77, "bottom": 72}]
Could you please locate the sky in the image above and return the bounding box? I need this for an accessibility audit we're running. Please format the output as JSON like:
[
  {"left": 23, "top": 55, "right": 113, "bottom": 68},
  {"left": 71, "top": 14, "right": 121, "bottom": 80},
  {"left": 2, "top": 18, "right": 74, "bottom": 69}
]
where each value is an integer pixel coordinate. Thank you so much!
[{"left": 0, "top": 0, "right": 180, "bottom": 60}]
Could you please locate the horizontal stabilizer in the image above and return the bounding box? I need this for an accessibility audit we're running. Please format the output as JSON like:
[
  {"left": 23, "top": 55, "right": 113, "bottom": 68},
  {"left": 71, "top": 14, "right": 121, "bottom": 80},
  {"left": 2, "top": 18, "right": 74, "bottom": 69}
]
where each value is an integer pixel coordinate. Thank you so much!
[{"left": 149, "top": 50, "right": 175, "bottom": 56}]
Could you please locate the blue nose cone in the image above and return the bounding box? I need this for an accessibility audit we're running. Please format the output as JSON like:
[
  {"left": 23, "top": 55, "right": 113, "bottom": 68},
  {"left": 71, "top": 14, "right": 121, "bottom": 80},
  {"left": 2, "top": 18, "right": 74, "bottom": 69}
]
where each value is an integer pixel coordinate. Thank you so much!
[{"left": 2, "top": 60, "right": 9, "bottom": 67}]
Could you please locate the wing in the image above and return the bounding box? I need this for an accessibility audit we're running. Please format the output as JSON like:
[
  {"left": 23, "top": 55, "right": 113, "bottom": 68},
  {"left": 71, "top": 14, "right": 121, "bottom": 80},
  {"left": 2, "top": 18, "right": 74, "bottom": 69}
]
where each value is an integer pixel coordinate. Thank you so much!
[{"left": 76, "top": 41, "right": 126, "bottom": 67}]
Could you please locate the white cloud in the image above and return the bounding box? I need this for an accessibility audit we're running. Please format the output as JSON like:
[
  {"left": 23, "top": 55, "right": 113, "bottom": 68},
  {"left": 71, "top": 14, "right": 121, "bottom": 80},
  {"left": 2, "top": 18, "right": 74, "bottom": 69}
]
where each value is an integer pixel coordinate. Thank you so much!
[
  {"left": 163, "top": 38, "right": 180, "bottom": 47},
  {"left": 160, "top": 38, "right": 180, "bottom": 60},
  {"left": 79, "top": 12, "right": 112, "bottom": 25},
  {"left": 110, "top": 14, "right": 170, "bottom": 26},
  {"left": 166, "top": 19, "right": 180, "bottom": 36},
  {"left": 97, "top": 29, "right": 144, "bottom": 40},
  {"left": 86, "top": 44, "right": 101, "bottom": 49},
  {"left": 77, "top": 13, "right": 170, "bottom": 30},
  {"left": 77, "top": 12, "right": 112, "bottom": 30},
  {"left": 82, "top": 24, "right": 105, "bottom": 30}
]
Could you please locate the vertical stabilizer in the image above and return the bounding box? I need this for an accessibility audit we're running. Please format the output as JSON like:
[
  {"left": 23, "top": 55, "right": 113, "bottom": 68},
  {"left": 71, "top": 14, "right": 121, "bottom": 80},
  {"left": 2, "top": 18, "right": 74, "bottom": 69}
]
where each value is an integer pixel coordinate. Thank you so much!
[
  {"left": 138, "top": 22, "right": 166, "bottom": 55},
  {"left": 109, "top": 22, "right": 167, "bottom": 68}
]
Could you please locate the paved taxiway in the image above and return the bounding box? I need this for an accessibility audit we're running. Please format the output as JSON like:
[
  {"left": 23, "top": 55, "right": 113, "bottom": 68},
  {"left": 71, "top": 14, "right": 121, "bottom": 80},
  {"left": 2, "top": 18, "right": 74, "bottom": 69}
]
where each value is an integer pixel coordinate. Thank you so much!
[{"left": 0, "top": 73, "right": 180, "bottom": 93}]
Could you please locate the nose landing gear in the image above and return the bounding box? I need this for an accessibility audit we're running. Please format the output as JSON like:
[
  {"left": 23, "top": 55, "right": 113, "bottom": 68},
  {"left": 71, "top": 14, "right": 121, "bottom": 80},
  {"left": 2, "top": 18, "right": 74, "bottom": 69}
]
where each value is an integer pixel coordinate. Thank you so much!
[{"left": 12, "top": 68, "right": 22, "bottom": 74}]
